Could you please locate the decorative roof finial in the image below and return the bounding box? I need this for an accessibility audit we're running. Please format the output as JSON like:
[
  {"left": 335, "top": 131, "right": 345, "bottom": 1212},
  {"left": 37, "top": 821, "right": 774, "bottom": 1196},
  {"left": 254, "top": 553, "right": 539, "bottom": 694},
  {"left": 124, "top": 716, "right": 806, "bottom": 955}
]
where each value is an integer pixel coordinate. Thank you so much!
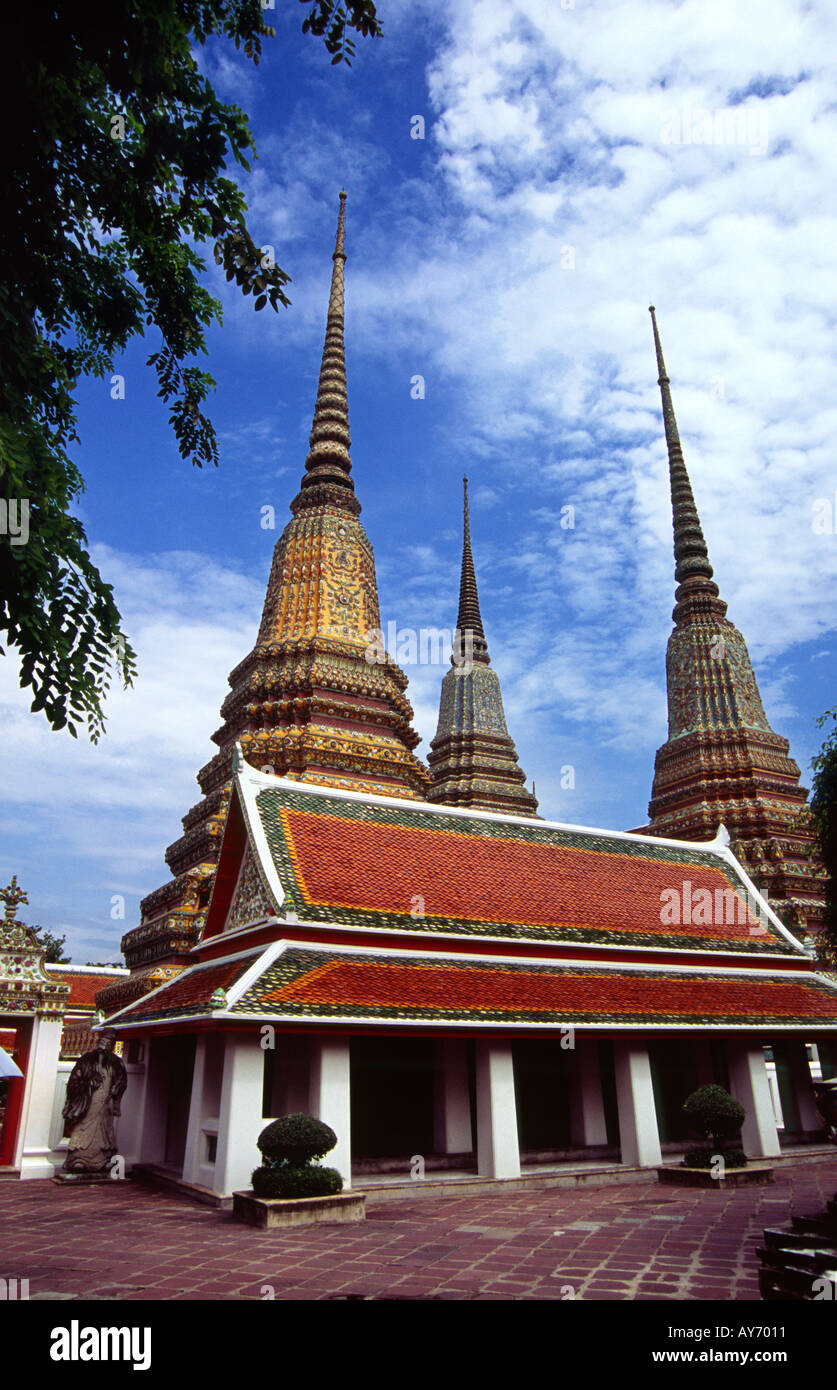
[
  {"left": 649, "top": 306, "right": 725, "bottom": 625},
  {"left": 1, "top": 875, "right": 28, "bottom": 924}
]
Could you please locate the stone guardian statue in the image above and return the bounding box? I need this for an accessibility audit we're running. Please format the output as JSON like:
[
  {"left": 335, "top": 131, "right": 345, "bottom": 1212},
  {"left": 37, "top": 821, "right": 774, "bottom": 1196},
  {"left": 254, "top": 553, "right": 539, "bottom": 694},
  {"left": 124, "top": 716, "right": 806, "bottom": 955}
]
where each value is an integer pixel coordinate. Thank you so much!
[{"left": 61, "top": 1030, "right": 127, "bottom": 1175}]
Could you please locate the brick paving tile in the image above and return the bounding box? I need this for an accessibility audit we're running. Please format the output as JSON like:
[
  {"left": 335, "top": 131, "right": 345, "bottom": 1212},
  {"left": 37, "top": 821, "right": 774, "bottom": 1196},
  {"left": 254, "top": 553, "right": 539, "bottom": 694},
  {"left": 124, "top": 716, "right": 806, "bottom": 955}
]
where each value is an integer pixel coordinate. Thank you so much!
[{"left": 2, "top": 1157, "right": 835, "bottom": 1301}]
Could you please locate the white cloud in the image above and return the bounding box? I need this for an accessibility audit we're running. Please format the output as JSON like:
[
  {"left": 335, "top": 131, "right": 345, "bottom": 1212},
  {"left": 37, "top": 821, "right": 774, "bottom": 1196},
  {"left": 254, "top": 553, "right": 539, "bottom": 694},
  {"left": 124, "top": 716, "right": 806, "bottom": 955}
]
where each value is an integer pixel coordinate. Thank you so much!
[{"left": 0, "top": 547, "right": 265, "bottom": 960}]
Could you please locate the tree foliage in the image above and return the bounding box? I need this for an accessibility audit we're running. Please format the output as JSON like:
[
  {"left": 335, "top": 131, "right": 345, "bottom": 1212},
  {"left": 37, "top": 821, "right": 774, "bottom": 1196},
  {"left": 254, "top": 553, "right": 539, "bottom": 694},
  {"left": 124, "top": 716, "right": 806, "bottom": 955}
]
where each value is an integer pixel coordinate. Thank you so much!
[
  {"left": 682, "top": 1083, "right": 745, "bottom": 1150},
  {"left": 32, "top": 928, "right": 72, "bottom": 964},
  {"left": 1, "top": 0, "right": 381, "bottom": 739},
  {"left": 811, "top": 706, "right": 837, "bottom": 968}
]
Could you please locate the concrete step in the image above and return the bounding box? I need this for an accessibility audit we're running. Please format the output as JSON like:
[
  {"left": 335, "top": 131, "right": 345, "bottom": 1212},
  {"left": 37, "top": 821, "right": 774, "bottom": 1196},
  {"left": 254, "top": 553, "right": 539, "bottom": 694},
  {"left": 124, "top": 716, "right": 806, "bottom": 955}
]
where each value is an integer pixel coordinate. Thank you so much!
[
  {"left": 359, "top": 1163, "right": 656, "bottom": 1205},
  {"left": 791, "top": 1214, "right": 837, "bottom": 1237},
  {"left": 130, "top": 1163, "right": 232, "bottom": 1210},
  {"left": 764, "top": 1227, "right": 835, "bottom": 1251}
]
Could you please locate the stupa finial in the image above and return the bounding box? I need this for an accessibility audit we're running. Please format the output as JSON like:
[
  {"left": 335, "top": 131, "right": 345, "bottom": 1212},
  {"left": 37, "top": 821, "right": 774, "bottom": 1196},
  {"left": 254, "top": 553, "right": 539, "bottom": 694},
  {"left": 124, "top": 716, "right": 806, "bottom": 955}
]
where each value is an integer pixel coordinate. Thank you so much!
[
  {"left": 456, "top": 477, "right": 488, "bottom": 662},
  {"left": 649, "top": 306, "right": 724, "bottom": 624},
  {"left": 291, "top": 192, "right": 357, "bottom": 515}
]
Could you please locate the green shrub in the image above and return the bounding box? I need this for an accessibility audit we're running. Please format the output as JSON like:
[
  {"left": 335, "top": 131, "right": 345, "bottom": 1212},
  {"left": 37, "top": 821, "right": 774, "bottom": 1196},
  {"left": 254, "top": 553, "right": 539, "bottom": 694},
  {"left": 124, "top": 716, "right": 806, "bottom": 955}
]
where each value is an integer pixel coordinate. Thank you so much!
[
  {"left": 251, "top": 1113, "right": 343, "bottom": 1200},
  {"left": 251, "top": 1164, "right": 343, "bottom": 1199},
  {"left": 257, "top": 1113, "right": 337, "bottom": 1165},
  {"left": 683, "top": 1146, "right": 748, "bottom": 1170},
  {"left": 682, "top": 1084, "right": 745, "bottom": 1150}
]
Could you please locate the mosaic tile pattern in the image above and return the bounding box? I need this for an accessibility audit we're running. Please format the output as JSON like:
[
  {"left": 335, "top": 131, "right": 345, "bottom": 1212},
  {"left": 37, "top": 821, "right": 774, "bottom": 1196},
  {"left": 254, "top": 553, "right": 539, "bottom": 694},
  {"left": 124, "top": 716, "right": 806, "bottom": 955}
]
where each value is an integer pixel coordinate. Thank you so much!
[
  {"left": 230, "top": 947, "right": 837, "bottom": 1026},
  {"left": 256, "top": 786, "right": 798, "bottom": 954}
]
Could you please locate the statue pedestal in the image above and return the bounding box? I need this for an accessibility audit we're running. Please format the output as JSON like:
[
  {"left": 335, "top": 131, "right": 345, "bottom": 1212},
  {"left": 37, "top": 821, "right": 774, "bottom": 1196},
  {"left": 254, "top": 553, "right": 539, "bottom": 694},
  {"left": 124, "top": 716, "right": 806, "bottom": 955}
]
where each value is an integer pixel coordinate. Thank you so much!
[
  {"left": 52, "top": 1171, "right": 116, "bottom": 1185},
  {"left": 233, "top": 1189, "right": 366, "bottom": 1228}
]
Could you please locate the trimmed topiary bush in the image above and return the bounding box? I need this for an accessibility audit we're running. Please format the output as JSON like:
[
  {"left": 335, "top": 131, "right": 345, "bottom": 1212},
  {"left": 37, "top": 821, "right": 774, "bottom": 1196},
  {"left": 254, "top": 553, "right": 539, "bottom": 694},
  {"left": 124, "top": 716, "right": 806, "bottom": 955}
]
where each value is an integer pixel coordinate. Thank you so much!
[
  {"left": 251, "top": 1164, "right": 343, "bottom": 1199},
  {"left": 681, "top": 1084, "right": 747, "bottom": 1169},
  {"left": 250, "top": 1113, "right": 343, "bottom": 1200},
  {"left": 257, "top": 1114, "right": 338, "bottom": 1165},
  {"left": 683, "top": 1146, "right": 748, "bottom": 1170}
]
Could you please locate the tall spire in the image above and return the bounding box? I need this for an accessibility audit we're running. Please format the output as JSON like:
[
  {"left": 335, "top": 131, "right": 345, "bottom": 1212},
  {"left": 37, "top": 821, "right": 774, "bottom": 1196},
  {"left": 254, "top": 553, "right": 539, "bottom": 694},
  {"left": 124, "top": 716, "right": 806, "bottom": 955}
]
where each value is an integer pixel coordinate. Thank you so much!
[
  {"left": 649, "top": 306, "right": 723, "bottom": 625},
  {"left": 632, "top": 307, "right": 826, "bottom": 941},
  {"left": 293, "top": 192, "right": 358, "bottom": 516},
  {"left": 427, "top": 483, "right": 538, "bottom": 818},
  {"left": 97, "top": 189, "right": 431, "bottom": 1023},
  {"left": 457, "top": 478, "right": 488, "bottom": 662}
]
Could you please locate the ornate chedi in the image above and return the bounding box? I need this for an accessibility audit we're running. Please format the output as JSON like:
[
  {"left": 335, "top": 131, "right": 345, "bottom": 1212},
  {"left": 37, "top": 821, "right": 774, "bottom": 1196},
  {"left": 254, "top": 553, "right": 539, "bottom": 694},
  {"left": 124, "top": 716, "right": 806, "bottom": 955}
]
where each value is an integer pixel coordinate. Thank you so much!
[
  {"left": 427, "top": 478, "right": 538, "bottom": 817},
  {"left": 97, "top": 194, "right": 427, "bottom": 1018},
  {"left": 632, "top": 307, "right": 825, "bottom": 938}
]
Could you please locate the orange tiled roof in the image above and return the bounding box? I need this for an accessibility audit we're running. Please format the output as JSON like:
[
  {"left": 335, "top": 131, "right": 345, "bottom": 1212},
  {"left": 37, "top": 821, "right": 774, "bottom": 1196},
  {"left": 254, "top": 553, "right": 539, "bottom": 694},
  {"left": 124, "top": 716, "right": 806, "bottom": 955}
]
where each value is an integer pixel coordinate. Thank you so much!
[
  {"left": 113, "top": 953, "right": 261, "bottom": 1022},
  {"left": 250, "top": 786, "right": 799, "bottom": 955},
  {"left": 111, "top": 946, "right": 837, "bottom": 1029},
  {"left": 46, "top": 969, "right": 128, "bottom": 1008}
]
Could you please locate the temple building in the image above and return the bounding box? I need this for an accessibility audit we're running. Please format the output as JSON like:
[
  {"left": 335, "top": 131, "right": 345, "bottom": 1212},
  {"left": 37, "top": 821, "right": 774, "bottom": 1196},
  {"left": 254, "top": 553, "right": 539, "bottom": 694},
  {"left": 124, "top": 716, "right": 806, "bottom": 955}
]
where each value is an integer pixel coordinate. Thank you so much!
[
  {"left": 101, "top": 758, "right": 837, "bottom": 1197},
  {"left": 426, "top": 479, "right": 538, "bottom": 818},
  {"left": 85, "top": 200, "right": 837, "bottom": 1200},
  {"left": 632, "top": 307, "right": 826, "bottom": 942}
]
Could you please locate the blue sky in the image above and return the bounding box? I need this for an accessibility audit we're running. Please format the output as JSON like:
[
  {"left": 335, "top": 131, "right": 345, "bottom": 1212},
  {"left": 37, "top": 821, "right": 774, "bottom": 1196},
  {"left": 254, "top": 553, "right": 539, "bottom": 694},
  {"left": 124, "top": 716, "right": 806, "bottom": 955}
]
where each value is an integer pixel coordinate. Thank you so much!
[{"left": 3, "top": 0, "right": 836, "bottom": 961}]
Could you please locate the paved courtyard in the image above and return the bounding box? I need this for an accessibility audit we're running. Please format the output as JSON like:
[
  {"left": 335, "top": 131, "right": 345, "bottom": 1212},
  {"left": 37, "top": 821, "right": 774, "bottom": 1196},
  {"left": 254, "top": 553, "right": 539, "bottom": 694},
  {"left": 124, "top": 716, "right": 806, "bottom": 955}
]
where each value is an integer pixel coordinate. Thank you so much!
[{"left": 2, "top": 1158, "right": 836, "bottom": 1302}]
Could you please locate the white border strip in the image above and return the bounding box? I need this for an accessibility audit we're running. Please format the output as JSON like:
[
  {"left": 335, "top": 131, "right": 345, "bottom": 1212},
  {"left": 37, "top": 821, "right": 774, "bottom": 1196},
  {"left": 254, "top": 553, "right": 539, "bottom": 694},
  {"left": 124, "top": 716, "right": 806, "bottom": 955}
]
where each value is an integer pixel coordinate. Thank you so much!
[{"left": 102, "top": 941, "right": 271, "bottom": 1025}]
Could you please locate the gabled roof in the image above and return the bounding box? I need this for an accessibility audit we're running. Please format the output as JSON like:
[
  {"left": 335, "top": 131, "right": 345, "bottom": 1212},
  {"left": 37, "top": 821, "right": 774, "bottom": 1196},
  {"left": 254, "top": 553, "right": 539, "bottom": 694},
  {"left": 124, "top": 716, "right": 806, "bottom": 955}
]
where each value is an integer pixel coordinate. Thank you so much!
[{"left": 208, "top": 765, "right": 806, "bottom": 958}]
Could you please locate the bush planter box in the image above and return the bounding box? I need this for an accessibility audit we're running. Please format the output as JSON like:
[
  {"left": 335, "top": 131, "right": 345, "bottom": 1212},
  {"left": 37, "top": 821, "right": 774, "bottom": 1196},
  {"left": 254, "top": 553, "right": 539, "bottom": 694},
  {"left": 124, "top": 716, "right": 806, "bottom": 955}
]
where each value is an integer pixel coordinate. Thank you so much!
[
  {"left": 657, "top": 1162, "right": 774, "bottom": 1189},
  {"left": 233, "top": 1189, "right": 366, "bottom": 1229}
]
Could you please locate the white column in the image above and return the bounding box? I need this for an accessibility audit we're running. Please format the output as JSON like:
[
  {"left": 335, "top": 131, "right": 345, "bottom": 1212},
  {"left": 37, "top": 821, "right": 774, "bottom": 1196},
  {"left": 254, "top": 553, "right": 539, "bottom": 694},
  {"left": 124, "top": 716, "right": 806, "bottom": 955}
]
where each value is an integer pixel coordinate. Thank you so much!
[
  {"left": 308, "top": 1037, "right": 352, "bottom": 1190},
  {"left": 18, "top": 1016, "right": 63, "bottom": 1179},
  {"left": 112, "top": 1061, "right": 146, "bottom": 1168},
  {"left": 568, "top": 1036, "right": 608, "bottom": 1147},
  {"left": 182, "top": 1036, "right": 209, "bottom": 1186},
  {"left": 727, "top": 1038, "right": 781, "bottom": 1158},
  {"left": 433, "top": 1039, "right": 473, "bottom": 1154},
  {"left": 613, "top": 1039, "right": 662, "bottom": 1167},
  {"left": 475, "top": 1040, "right": 520, "bottom": 1179},
  {"left": 214, "top": 1033, "right": 266, "bottom": 1195},
  {"left": 134, "top": 1039, "right": 169, "bottom": 1165}
]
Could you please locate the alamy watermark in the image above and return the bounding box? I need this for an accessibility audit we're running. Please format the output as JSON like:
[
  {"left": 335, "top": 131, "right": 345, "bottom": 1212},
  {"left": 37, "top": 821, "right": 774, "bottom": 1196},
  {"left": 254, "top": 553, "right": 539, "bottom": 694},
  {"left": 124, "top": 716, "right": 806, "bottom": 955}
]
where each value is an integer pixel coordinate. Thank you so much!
[
  {"left": 660, "top": 880, "right": 771, "bottom": 934},
  {"left": 661, "top": 102, "right": 768, "bottom": 157},
  {"left": 365, "top": 624, "right": 474, "bottom": 672},
  {"left": 0, "top": 499, "right": 29, "bottom": 546}
]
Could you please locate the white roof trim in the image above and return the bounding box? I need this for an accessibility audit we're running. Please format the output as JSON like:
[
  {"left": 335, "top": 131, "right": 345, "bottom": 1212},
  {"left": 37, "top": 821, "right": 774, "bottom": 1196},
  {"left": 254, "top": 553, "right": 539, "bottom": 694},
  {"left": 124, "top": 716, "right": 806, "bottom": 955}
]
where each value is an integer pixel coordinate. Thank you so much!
[
  {"left": 234, "top": 767, "right": 287, "bottom": 913},
  {"left": 217, "top": 909, "right": 801, "bottom": 966},
  {"left": 199, "top": 1014, "right": 837, "bottom": 1034},
  {"left": 45, "top": 964, "right": 129, "bottom": 976},
  {"left": 101, "top": 941, "right": 267, "bottom": 1025},
  {"left": 232, "top": 751, "right": 735, "bottom": 858},
  {"left": 226, "top": 935, "right": 837, "bottom": 985}
]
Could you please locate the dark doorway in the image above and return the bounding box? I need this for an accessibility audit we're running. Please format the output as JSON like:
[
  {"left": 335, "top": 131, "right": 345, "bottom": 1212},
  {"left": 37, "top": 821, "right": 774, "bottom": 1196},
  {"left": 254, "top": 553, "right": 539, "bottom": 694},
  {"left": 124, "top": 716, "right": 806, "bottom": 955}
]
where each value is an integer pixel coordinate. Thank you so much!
[
  {"left": 350, "top": 1037, "right": 434, "bottom": 1159},
  {"left": 649, "top": 1039, "right": 701, "bottom": 1142},
  {"left": 513, "top": 1037, "right": 572, "bottom": 1152},
  {"left": 164, "top": 1035, "right": 196, "bottom": 1169}
]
